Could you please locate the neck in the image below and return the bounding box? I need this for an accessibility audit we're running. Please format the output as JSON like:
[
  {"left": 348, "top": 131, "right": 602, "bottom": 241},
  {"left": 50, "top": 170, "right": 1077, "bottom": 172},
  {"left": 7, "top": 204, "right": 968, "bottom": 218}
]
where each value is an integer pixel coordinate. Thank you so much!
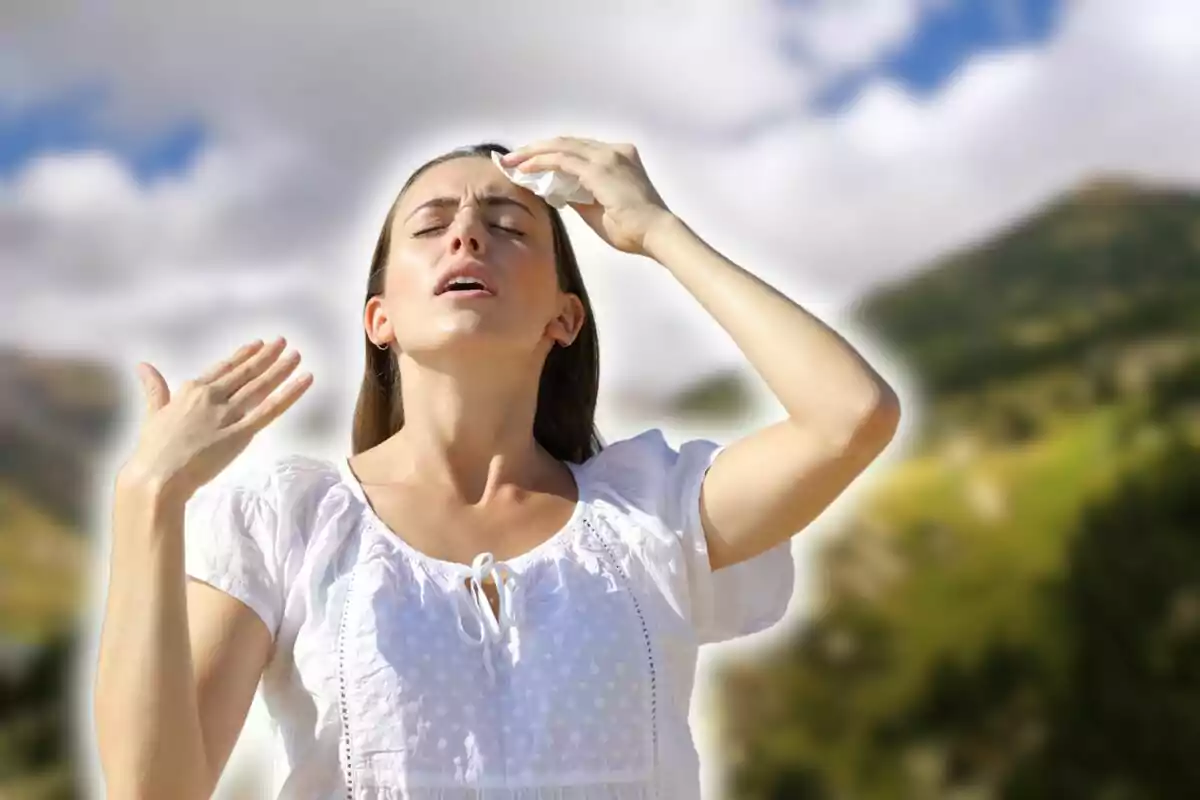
[{"left": 383, "top": 348, "right": 552, "bottom": 501}]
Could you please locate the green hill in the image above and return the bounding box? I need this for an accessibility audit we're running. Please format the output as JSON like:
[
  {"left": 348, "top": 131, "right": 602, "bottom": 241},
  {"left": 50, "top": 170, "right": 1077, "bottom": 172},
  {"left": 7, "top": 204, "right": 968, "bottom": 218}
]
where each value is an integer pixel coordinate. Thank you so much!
[
  {"left": 724, "top": 178, "right": 1200, "bottom": 799},
  {"left": 0, "top": 349, "right": 121, "bottom": 797},
  {"left": 852, "top": 177, "right": 1200, "bottom": 400}
]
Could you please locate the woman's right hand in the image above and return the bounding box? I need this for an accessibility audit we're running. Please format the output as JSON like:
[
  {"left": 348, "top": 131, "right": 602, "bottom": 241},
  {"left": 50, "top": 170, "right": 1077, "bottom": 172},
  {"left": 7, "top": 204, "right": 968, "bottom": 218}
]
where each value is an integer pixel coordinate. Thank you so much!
[{"left": 119, "top": 337, "right": 313, "bottom": 505}]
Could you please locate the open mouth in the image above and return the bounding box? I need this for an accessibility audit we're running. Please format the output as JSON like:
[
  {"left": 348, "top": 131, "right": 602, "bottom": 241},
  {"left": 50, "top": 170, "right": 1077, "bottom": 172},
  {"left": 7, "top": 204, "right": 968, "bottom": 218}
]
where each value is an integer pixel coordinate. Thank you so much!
[
  {"left": 438, "top": 278, "right": 493, "bottom": 295},
  {"left": 434, "top": 266, "right": 497, "bottom": 297}
]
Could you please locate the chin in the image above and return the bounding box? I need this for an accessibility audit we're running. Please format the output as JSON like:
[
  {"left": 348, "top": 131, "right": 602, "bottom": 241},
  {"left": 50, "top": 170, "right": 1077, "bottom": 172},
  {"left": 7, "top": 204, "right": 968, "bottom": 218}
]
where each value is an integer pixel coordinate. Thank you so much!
[{"left": 402, "top": 322, "right": 513, "bottom": 357}]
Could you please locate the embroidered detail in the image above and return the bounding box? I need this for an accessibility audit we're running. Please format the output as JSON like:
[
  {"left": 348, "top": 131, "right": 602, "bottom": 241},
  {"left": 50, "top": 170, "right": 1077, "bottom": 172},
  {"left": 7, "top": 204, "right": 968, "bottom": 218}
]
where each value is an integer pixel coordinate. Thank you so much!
[
  {"left": 581, "top": 517, "right": 659, "bottom": 771},
  {"left": 336, "top": 563, "right": 360, "bottom": 799}
]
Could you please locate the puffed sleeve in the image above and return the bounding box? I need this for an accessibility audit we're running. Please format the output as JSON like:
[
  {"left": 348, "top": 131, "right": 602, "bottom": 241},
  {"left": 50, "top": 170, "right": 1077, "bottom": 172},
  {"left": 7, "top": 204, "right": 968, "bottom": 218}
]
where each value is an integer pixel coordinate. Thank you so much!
[
  {"left": 182, "top": 465, "right": 288, "bottom": 639},
  {"left": 590, "top": 429, "right": 795, "bottom": 645}
]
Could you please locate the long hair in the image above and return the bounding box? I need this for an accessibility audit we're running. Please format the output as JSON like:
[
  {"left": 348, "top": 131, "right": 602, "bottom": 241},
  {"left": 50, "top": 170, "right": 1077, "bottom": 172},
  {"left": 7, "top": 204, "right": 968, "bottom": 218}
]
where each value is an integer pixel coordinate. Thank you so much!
[{"left": 350, "top": 142, "right": 603, "bottom": 463}]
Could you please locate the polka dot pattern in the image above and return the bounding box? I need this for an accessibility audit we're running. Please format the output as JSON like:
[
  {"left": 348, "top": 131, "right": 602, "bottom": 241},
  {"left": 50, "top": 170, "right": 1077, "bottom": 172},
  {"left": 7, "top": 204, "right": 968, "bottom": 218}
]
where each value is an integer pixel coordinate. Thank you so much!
[
  {"left": 340, "top": 530, "right": 652, "bottom": 785},
  {"left": 181, "top": 429, "right": 796, "bottom": 797}
]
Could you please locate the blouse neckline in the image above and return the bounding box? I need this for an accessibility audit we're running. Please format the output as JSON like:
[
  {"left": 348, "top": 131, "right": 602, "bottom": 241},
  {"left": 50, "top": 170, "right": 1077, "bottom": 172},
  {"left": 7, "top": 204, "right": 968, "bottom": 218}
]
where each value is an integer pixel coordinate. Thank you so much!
[{"left": 334, "top": 455, "right": 589, "bottom": 575}]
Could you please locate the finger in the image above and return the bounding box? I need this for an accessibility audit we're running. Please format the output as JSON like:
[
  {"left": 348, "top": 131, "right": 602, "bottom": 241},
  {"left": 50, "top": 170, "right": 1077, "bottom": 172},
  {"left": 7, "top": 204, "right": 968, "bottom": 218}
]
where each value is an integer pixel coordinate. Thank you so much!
[
  {"left": 137, "top": 362, "right": 170, "bottom": 413},
  {"left": 197, "top": 339, "right": 266, "bottom": 384},
  {"left": 224, "top": 348, "right": 303, "bottom": 422},
  {"left": 503, "top": 137, "right": 603, "bottom": 165},
  {"left": 571, "top": 137, "right": 615, "bottom": 152},
  {"left": 209, "top": 337, "right": 288, "bottom": 400},
  {"left": 515, "top": 152, "right": 592, "bottom": 176},
  {"left": 230, "top": 371, "right": 314, "bottom": 435}
]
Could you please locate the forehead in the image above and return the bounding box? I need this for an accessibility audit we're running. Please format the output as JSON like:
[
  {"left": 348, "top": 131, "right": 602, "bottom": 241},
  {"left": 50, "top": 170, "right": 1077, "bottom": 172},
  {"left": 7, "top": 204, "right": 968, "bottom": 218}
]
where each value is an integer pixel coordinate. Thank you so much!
[{"left": 396, "top": 155, "right": 538, "bottom": 216}]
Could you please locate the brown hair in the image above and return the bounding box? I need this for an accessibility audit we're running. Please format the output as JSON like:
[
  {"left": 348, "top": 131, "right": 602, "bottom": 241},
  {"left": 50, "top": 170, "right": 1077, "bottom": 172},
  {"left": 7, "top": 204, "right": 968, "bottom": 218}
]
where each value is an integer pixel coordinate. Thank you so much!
[{"left": 350, "top": 142, "right": 603, "bottom": 463}]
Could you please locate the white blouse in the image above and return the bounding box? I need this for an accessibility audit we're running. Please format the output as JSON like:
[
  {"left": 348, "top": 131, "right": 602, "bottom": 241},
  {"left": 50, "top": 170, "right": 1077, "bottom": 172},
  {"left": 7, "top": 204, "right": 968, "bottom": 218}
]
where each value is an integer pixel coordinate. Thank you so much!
[{"left": 183, "top": 429, "right": 795, "bottom": 799}]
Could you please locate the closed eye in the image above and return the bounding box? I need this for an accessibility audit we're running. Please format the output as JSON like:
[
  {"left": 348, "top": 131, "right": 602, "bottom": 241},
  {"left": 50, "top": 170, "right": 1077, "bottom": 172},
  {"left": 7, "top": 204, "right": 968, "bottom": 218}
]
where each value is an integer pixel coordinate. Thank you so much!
[{"left": 412, "top": 224, "right": 524, "bottom": 238}]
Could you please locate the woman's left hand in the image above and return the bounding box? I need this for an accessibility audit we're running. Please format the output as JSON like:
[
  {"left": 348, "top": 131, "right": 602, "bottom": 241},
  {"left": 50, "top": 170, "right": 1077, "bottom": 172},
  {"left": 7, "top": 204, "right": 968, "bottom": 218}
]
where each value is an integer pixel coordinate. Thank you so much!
[{"left": 501, "top": 137, "right": 676, "bottom": 257}]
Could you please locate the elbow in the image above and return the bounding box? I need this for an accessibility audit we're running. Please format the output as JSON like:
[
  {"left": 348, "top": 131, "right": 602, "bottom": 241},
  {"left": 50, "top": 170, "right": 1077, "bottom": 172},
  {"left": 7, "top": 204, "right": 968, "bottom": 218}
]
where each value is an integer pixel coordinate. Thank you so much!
[
  {"left": 858, "top": 385, "right": 901, "bottom": 457},
  {"left": 865, "top": 384, "right": 901, "bottom": 444},
  {"left": 820, "top": 383, "right": 901, "bottom": 457}
]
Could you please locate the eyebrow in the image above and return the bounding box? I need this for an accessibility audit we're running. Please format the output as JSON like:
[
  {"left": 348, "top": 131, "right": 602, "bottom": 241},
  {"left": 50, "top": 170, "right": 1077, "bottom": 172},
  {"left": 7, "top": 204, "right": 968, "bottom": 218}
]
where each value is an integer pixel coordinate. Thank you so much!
[{"left": 404, "top": 194, "right": 534, "bottom": 222}]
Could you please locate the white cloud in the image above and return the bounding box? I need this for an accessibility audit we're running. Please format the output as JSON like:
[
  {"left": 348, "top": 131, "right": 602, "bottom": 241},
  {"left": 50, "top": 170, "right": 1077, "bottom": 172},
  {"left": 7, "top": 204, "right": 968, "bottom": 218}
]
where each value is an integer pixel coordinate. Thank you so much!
[
  {"left": 682, "top": 0, "right": 1200, "bottom": 298},
  {"left": 0, "top": 0, "right": 1195, "bottom": 450},
  {"left": 0, "top": 2, "right": 816, "bottom": 406},
  {"left": 1, "top": 0, "right": 1196, "bottom": 392},
  {"left": 776, "top": 0, "right": 925, "bottom": 73},
  {"left": 17, "top": 152, "right": 139, "bottom": 218}
]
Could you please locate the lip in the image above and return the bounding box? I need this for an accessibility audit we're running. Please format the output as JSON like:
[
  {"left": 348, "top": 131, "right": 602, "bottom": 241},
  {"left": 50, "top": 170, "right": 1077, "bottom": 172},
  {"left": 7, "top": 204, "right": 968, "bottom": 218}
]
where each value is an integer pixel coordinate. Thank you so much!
[
  {"left": 439, "top": 289, "right": 494, "bottom": 302},
  {"left": 433, "top": 261, "right": 497, "bottom": 297}
]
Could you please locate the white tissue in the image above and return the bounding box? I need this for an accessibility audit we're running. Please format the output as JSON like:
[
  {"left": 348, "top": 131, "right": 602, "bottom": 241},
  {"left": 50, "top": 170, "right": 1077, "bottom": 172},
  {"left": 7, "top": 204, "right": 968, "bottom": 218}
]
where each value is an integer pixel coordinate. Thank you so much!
[{"left": 491, "top": 150, "right": 594, "bottom": 209}]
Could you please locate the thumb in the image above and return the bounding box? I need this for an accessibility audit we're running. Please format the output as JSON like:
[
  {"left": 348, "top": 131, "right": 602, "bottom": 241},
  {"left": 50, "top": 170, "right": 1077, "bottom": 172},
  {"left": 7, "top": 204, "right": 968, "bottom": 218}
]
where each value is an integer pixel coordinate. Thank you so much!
[{"left": 137, "top": 362, "right": 170, "bottom": 413}]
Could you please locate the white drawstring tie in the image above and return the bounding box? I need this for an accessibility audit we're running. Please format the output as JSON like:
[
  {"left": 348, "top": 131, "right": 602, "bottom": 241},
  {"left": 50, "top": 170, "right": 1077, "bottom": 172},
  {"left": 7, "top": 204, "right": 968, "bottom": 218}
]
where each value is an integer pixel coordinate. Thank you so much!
[{"left": 454, "top": 552, "right": 521, "bottom": 683}]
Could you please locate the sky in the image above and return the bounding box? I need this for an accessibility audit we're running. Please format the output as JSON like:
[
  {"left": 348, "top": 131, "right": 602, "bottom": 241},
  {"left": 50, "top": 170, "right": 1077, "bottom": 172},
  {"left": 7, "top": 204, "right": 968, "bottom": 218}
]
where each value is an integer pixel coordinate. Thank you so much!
[
  {"left": 7, "top": 1, "right": 1200, "bottom": 795},
  {"left": 3, "top": 0, "right": 1199, "bottom": 431}
]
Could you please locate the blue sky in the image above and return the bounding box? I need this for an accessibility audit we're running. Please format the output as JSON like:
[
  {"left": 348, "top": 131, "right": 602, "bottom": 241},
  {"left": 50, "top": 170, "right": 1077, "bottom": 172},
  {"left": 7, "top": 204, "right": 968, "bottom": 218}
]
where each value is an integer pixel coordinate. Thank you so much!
[
  {"left": 0, "top": 1, "right": 1065, "bottom": 186},
  {"left": 800, "top": 0, "right": 1065, "bottom": 111},
  {"left": 0, "top": 83, "right": 206, "bottom": 182},
  {"left": 3, "top": 0, "right": 1196, "bottom": 427}
]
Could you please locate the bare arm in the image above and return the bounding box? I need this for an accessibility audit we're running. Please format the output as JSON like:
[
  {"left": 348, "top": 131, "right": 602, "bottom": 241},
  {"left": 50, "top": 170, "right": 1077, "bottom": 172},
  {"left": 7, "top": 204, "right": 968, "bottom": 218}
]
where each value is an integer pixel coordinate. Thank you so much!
[
  {"left": 94, "top": 337, "right": 312, "bottom": 798},
  {"left": 95, "top": 478, "right": 272, "bottom": 799},
  {"left": 643, "top": 214, "right": 901, "bottom": 570},
  {"left": 186, "top": 580, "right": 276, "bottom": 788},
  {"left": 502, "top": 138, "right": 901, "bottom": 571}
]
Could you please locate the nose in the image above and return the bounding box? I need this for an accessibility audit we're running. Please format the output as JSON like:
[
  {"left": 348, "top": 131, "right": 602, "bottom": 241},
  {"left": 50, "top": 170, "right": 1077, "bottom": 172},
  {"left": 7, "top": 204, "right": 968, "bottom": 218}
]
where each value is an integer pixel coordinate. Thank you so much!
[{"left": 448, "top": 208, "right": 487, "bottom": 256}]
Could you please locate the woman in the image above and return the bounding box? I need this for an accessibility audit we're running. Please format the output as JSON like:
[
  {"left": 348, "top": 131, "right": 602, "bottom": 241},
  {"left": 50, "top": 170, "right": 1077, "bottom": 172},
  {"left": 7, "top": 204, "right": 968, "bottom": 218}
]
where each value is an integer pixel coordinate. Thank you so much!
[{"left": 95, "top": 137, "right": 900, "bottom": 799}]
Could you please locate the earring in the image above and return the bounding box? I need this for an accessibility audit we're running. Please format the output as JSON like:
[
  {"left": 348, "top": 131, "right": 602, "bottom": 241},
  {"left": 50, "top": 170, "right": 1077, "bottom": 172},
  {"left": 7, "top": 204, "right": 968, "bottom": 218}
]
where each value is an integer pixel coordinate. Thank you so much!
[{"left": 375, "top": 341, "right": 389, "bottom": 351}]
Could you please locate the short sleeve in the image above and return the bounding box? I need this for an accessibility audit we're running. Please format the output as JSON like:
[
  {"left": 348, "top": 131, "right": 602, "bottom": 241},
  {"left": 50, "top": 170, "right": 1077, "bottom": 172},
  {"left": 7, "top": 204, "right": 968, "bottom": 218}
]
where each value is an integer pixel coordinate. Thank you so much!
[
  {"left": 183, "top": 469, "right": 286, "bottom": 639},
  {"left": 590, "top": 429, "right": 795, "bottom": 645}
]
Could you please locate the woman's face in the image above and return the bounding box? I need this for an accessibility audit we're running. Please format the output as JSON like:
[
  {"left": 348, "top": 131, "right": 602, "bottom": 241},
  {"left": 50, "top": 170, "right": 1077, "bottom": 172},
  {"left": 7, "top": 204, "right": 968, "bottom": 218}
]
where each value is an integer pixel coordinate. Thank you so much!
[{"left": 368, "top": 155, "right": 583, "bottom": 360}]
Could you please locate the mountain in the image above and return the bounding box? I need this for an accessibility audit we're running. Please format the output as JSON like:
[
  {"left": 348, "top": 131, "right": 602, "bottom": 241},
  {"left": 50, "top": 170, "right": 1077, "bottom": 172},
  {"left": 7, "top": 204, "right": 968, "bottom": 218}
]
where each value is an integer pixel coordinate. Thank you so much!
[
  {"left": 0, "top": 349, "right": 120, "bottom": 796},
  {"left": 0, "top": 350, "right": 125, "bottom": 528},
  {"left": 851, "top": 176, "right": 1200, "bottom": 399},
  {"left": 724, "top": 177, "right": 1200, "bottom": 799}
]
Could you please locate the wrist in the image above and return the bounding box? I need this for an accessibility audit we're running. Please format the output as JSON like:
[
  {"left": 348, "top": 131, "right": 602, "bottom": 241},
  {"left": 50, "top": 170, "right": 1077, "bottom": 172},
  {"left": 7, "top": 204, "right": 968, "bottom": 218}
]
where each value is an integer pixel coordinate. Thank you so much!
[
  {"left": 641, "top": 210, "right": 689, "bottom": 263},
  {"left": 110, "top": 477, "right": 192, "bottom": 557},
  {"left": 115, "top": 463, "right": 192, "bottom": 513}
]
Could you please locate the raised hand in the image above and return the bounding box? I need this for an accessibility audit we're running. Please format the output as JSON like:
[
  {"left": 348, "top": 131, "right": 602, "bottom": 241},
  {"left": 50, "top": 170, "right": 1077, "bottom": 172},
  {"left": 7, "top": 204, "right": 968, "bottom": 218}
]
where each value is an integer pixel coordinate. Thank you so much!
[
  {"left": 120, "top": 337, "right": 313, "bottom": 504},
  {"left": 500, "top": 137, "right": 676, "bottom": 257}
]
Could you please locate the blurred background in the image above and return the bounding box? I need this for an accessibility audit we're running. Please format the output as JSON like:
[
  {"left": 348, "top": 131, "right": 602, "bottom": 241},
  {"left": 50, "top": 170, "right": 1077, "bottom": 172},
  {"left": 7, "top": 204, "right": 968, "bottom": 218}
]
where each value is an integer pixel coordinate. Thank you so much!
[{"left": 3, "top": 0, "right": 1200, "bottom": 797}]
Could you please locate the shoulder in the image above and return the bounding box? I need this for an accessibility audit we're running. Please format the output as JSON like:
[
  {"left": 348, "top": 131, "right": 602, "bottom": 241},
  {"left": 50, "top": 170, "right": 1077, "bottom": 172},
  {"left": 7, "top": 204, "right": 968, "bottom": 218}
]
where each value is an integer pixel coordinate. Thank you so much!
[
  {"left": 191, "top": 452, "right": 349, "bottom": 537},
  {"left": 577, "top": 428, "right": 723, "bottom": 515},
  {"left": 270, "top": 453, "right": 345, "bottom": 499},
  {"left": 201, "top": 452, "right": 339, "bottom": 498}
]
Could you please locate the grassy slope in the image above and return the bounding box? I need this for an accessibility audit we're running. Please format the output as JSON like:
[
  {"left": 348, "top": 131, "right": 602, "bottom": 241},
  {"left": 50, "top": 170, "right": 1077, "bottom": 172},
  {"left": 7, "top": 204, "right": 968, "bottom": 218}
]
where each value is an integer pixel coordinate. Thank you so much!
[{"left": 0, "top": 484, "right": 83, "bottom": 644}]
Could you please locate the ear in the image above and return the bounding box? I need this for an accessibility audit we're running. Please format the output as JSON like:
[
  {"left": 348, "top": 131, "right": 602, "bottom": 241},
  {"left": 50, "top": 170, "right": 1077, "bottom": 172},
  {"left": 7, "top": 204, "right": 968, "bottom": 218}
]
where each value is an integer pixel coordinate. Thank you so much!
[
  {"left": 546, "top": 293, "right": 586, "bottom": 348},
  {"left": 365, "top": 295, "right": 394, "bottom": 348}
]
